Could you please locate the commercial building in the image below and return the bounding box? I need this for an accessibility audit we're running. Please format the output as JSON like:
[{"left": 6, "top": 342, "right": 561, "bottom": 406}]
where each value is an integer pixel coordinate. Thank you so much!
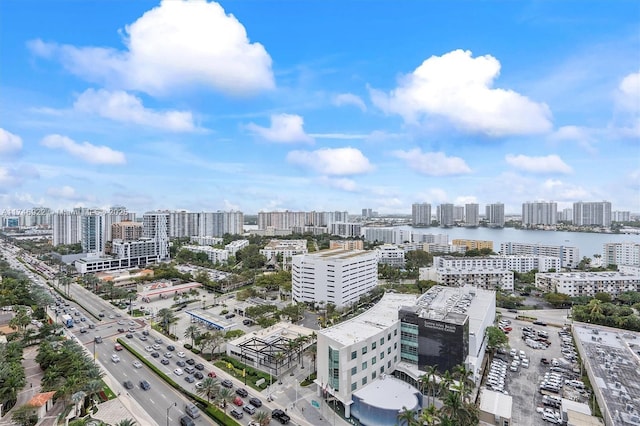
[
  {"left": 603, "top": 242, "right": 640, "bottom": 267},
  {"left": 111, "top": 221, "right": 143, "bottom": 241},
  {"left": 329, "top": 240, "right": 364, "bottom": 251},
  {"left": 452, "top": 239, "right": 494, "bottom": 252},
  {"left": 485, "top": 203, "right": 505, "bottom": 228},
  {"left": 374, "top": 244, "right": 405, "bottom": 267},
  {"left": 535, "top": 271, "right": 640, "bottom": 297},
  {"left": 412, "top": 203, "right": 432, "bottom": 226},
  {"left": 500, "top": 242, "right": 579, "bottom": 268},
  {"left": 522, "top": 201, "right": 558, "bottom": 226},
  {"left": 291, "top": 249, "right": 378, "bottom": 308},
  {"left": 465, "top": 203, "right": 480, "bottom": 227},
  {"left": 74, "top": 252, "right": 161, "bottom": 274},
  {"left": 573, "top": 201, "right": 612, "bottom": 227}
]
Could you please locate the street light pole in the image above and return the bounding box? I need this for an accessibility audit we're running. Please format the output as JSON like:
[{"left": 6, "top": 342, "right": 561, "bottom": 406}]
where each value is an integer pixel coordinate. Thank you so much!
[{"left": 166, "top": 402, "right": 176, "bottom": 426}]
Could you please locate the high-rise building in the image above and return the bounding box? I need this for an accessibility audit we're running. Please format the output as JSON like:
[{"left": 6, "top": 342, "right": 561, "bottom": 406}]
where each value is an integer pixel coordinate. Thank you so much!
[
  {"left": 500, "top": 242, "right": 579, "bottom": 268},
  {"left": 522, "top": 201, "right": 557, "bottom": 226},
  {"left": 51, "top": 211, "right": 83, "bottom": 246},
  {"left": 111, "top": 221, "right": 143, "bottom": 241},
  {"left": 437, "top": 203, "right": 454, "bottom": 227},
  {"left": 612, "top": 211, "right": 631, "bottom": 222},
  {"left": 81, "top": 214, "right": 106, "bottom": 254},
  {"left": 362, "top": 208, "right": 373, "bottom": 219},
  {"left": 485, "top": 203, "right": 505, "bottom": 227},
  {"left": 560, "top": 208, "right": 573, "bottom": 222},
  {"left": 412, "top": 203, "right": 431, "bottom": 226},
  {"left": 603, "top": 242, "right": 640, "bottom": 267},
  {"left": 453, "top": 206, "right": 465, "bottom": 222},
  {"left": 291, "top": 249, "right": 378, "bottom": 308},
  {"left": 573, "top": 201, "right": 612, "bottom": 227},
  {"left": 465, "top": 203, "right": 479, "bottom": 227},
  {"left": 143, "top": 212, "right": 170, "bottom": 260}
]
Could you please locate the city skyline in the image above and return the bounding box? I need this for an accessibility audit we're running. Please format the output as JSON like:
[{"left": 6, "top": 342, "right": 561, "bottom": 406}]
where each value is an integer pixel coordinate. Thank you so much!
[{"left": 1, "top": 1, "right": 638, "bottom": 214}]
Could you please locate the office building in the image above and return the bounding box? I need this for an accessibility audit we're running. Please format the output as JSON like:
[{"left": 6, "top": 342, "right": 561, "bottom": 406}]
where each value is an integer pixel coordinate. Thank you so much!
[
  {"left": 500, "top": 242, "right": 579, "bottom": 268},
  {"left": 465, "top": 203, "right": 479, "bottom": 227},
  {"left": 291, "top": 249, "right": 378, "bottom": 308},
  {"left": 573, "top": 201, "right": 612, "bottom": 227},
  {"left": 437, "top": 203, "right": 454, "bottom": 227},
  {"left": 111, "top": 221, "right": 143, "bottom": 241},
  {"left": 485, "top": 203, "right": 505, "bottom": 228},
  {"left": 412, "top": 203, "right": 431, "bottom": 226},
  {"left": 603, "top": 242, "right": 640, "bottom": 267},
  {"left": 535, "top": 271, "right": 640, "bottom": 297},
  {"left": 522, "top": 201, "right": 558, "bottom": 226}
]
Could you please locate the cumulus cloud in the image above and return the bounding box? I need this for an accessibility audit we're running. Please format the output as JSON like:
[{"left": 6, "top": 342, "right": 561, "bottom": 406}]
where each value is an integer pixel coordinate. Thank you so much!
[
  {"left": 28, "top": 0, "right": 274, "bottom": 96},
  {"left": 74, "top": 89, "right": 196, "bottom": 132},
  {"left": 318, "top": 176, "right": 358, "bottom": 192},
  {"left": 46, "top": 185, "right": 90, "bottom": 201},
  {"left": 615, "top": 71, "right": 640, "bottom": 136},
  {"left": 286, "top": 147, "right": 373, "bottom": 176},
  {"left": 0, "top": 128, "right": 23, "bottom": 154},
  {"left": 391, "top": 149, "right": 471, "bottom": 176},
  {"left": 0, "top": 166, "right": 39, "bottom": 189},
  {"left": 370, "top": 49, "right": 553, "bottom": 136},
  {"left": 333, "top": 93, "right": 367, "bottom": 111},
  {"left": 541, "top": 179, "right": 590, "bottom": 201},
  {"left": 505, "top": 154, "right": 572, "bottom": 174},
  {"left": 247, "top": 114, "right": 314, "bottom": 144},
  {"left": 549, "top": 126, "right": 597, "bottom": 153},
  {"left": 41, "top": 134, "right": 126, "bottom": 165}
]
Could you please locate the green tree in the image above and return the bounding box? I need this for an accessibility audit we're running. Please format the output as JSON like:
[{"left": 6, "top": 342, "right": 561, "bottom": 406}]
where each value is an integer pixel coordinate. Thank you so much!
[
  {"left": 397, "top": 407, "right": 419, "bottom": 426},
  {"left": 218, "top": 387, "right": 234, "bottom": 414},
  {"left": 157, "top": 308, "right": 177, "bottom": 335},
  {"left": 114, "top": 419, "right": 137, "bottom": 426},
  {"left": 485, "top": 326, "right": 508, "bottom": 354},
  {"left": 196, "top": 377, "right": 219, "bottom": 403},
  {"left": 11, "top": 406, "right": 38, "bottom": 426},
  {"left": 184, "top": 325, "right": 201, "bottom": 347},
  {"left": 253, "top": 410, "right": 271, "bottom": 426},
  {"left": 594, "top": 292, "right": 612, "bottom": 303}
]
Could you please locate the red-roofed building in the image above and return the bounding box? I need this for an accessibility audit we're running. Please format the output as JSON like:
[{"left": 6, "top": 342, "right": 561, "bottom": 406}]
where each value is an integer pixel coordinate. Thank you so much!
[{"left": 26, "top": 391, "right": 56, "bottom": 418}]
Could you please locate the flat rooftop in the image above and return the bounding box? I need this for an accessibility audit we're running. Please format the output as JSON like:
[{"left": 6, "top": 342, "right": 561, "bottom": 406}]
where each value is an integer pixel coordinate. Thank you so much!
[
  {"left": 409, "top": 285, "right": 494, "bottom": 324},
  {"left": 479, "top": 388, "right": 513, "bottom": 420},
  {"left": 319, "top": 293, "right": 417, "bottom": 346},
  {"left": 228, "top": 321, "right": 315, "bottom": 346},
  {"left": 313, "top": 248, "right": 374, "bottom": 260},
  {"left": 352, "top": 375, "right": 420, "bottom": 411}
]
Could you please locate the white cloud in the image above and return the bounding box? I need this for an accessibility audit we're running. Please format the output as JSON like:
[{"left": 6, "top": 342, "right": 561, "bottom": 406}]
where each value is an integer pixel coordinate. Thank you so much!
[
  {"left": 549, "top": 126, "right": 597, "bottom": 153},
  {"left": 370, "top": 49, "right": 553, "bottom": 136},
  {"left": 247, "top": 114, "right": 314, "bottom": 144},
  {"left": 391, "top": 149, "right": 471, "bottom": 176},
  {"left": 41, "top": 134, "right": 126, "bottom": 165},
  {"left": 46, "top": 185, "right": 91, "bottom": 201},
  {"left": 617, "top": 70, "right": 640, "bottom": 112},
  {"left": 287, "top": 147, "right": 373, "bottom": 176},
  {"left": 455, "top": 196, "right": 478, "bottom": 205},
  {"left": 333, "top": 93, "right": 367, "bottom": 111},
  {"left": 0, "top": 128, "right": 23, "bottom": 154},
  {"left": 505, "top": 154, "right": 572, "bottom": 174},
  {"left": 0, "top": 166, "right": 39, "bottom": 189},
  {"left": 223, "top": 199, "right": 240, "bottom": 211},
  {"left": 28, "top": 0, "right": 274, "bottom": 96},
  {"left": 318, "top": 176, "right": 358, "bottom": 192},
  {"left": 541, "top": 179, "right": 590, "bottom": 201},
  {"left": 74, "top": 89, "right": 196, "bottom": 132}
]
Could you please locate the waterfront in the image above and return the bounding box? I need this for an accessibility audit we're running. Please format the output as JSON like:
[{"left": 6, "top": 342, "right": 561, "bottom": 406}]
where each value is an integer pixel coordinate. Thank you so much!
[{"left": 402, "top": 226, "right": 640, "bottom": 258}]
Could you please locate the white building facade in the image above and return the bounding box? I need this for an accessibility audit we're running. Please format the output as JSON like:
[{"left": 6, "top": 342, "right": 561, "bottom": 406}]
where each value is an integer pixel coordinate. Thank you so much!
[
  {"left": 374, "top": 244, "right": 405, "bottom": 267},
  {"left": 535, "top": 271, "right": 640, "bottom": 297},
  {"left": 291, "top": 249, "right": 378, "bottom": 308},
  {"left": 182, "top": 245, "right": 229, "bottom": 263},
  {"left": 603, "top": 242, "right": 640, "bottom": 267},
  {"left": 500, "top": 242, "right": 579, "bottom": 268}
]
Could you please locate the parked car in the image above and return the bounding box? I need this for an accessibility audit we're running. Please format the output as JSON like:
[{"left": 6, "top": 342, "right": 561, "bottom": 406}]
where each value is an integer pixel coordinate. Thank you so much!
[
  {"left": 180, "top": 416, "right": 195, "bottom": 426},
  {"left": 167, "top": 345, "right": 176, "bottom": 351},
  {"left": 249, "top": 397, "right": 262, "bottom": 407},
  {"left": 243, "top": 405, "right": 256, "bottom": 415},
  {"left": 236, "top": 388, "right": 249, "bottom": 398},
  {"left": 221, "top": 379, "right": 233, "bottom": 388},
  {"left": 233, "top": 396, "right": 243, "bottom": 406},
  {"left": 186, "top": 358, "right": 196, "bottom": 365},
  {"left": 194, "top": 363, "right": 205, "bottom": 371},
  {"left": 230, "top": 409, "right": 243, "bottom": 420},
  {"left": 194, "top": 371, "right": 204, "bottom": 380},
  {"left": 207, "top": 371, "right": 217, "bottom": 378},
  {"left": 161, "top": 358, "right": 170, "bottom": 365},
  {"left": 184, "top": 376, "right": 195, "bottom": 383}
]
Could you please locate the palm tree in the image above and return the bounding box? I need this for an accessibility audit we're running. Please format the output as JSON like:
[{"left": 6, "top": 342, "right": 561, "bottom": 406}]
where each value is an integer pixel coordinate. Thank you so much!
[
  {"left": 218, "top": 387, "right": 234, "bottom": 414},
  {"left": 421, "top": 364, "right": 438, "bottom": 406},
  {"left": 196, "top": 377, "right": 219, "bottom": 403},
  {"left": 114, "top": 420, "right": 137, "bottom": 426},
  {"left": 253, "top": 410, "right": 271, "bottom": 426},
  {"left": 439, "top": 370, "right": 453, "bottom": 398},
  {"left": 157, "top": 308, "right": 176, "bottom": 335},
  {"left": 71, "top": 390, "right": 86, "bottom": 417},
  {"left": 184, "top": 325, "right": 200, "bottom": 347},
  {"left": 397, "top": 406, "right": 418, "bottom": 426},
  {"left": 83, "top": 379, "right": 103, "bottom": 410},
  {"left": 439, "top": 391, "right": 462, "bottom": 422},
  {"left": 420, "top": 404, "right": 440, "bottom": 426},
  {"left": 452, "top": 364, "right": 474, "bottom": 402}
]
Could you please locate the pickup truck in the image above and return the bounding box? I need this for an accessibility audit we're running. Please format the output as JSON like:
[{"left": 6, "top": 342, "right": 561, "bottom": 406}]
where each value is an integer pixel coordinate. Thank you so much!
[{"left": 272, "top": 409, "right": 290, "bottom": 424}]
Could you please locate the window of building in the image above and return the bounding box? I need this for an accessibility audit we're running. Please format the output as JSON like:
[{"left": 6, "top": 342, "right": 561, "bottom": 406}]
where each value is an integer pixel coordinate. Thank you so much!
[
  {"left": 387, "top": 347, "right": 391, "bottom": 354},
  {"left": 351, "top": 382, "right": 357, "bottom": 391},
  {"left": 372, "top": 356, "right": 377, "bottom": 365},
  {"left": 388, "top": 333, "right": 391, "bottom": 341},
  {"left": 394, "top": 342, "right": 397, "bottom": 349},
  {"left": 394, "top": 329, "right": 397, "bottom": 336},
  {"left": 380, "top": 352, "right": 384, "bottom": 359},
  {"left": 362, "top": 377, "right": 367, "bottom": 386},
  {"left": 372, "top": 371, "right": 377, "bottom": 380},
  {"left": 362, "top": 346, "right": 368, "bottom": 355},
  {"left": 380, "top": 366, "right": 384, "bottom": 374},
  {"left": 351, "top": 366, "right": 357, "bottom": 375},
  {"left": 380, "top": 337, "right": 384, "bottom": 345},
  {"left": 394, "top": 355, "right": 397, "bottom": 362},
  {"left": 351, "top": 350, "right": 357, "bottom": 360},
  {"left": 387, "top": 360, "right": 391, "bottom": 368},
  {"left": 372, "top": 342, "right": 377, "bottom": 350},
  {"left": 362, "top": 361, "right": 367, "bottom": 369}
]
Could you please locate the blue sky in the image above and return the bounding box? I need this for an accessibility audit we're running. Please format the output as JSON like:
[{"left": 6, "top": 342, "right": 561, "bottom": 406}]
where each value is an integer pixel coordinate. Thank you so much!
[{"left": 0, "top": 0, "right": 638, "bottom": 215}]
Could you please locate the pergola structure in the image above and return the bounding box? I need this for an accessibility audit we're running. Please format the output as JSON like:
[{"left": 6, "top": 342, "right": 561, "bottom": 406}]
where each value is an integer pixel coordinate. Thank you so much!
[{"left": 237, "top": 334, "right": 300, "bottom": 376}]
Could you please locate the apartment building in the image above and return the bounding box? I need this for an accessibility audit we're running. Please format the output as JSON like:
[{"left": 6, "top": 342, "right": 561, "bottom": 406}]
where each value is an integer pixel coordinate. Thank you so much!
[
  {"left": 374, "top": 244, "right": 405, "bottom": 267},
  {"left": 420, "top": 266, "right": 514, "bottom": 291},
  {"left": 432, "top": 255, "right": 561, "bottom": 273},
  {"left": 225, "top": 239, "right": 249, "bottom": 256},
  {"left": 485, "top": 203, "right": 505, "bottom": 227},
  {"left": 330, "top": 223, "right": 362, "bottom": 238},
  {"left": 603, "top": 242, "right": 640, "bottom": 267},
  {"left": 412, "top": 203, "right": 431, "bottom": 226},
  {"left": 573, "top": 201, "right": 612, "bottom": 227},
  {"left": 452, "top": 239, "right": 494, "bottom": 251},
  {"left": 437, "top": 203, "right": 455, "bottom": 227},
  {"left": 535, "top": 271, "right": 640, "bottom": 297},
  {"left": 522, "top": 201, "right": 558, "bottom": 226},
  {"left": 189, "top": 236, "right": 223, "bottom": 246},
  {"left": 259, "top": 240, "right": 308, "bottom": 264},
  {"left": 329, "top": 240, "right": 364, "bottom": 250},
  {"left": 465, "top": 203, "right": 480, "bottom": 227},
  {"left": 111, "top": 221, "right": 143, "bottom": 241},
  {"left": 363, "top": 227, "right": 410, "bottom": 244},
  {"left": 142, "top": 212, "right": 170, "bottom": 260},
  {"left": 181, "top": 245, "right": 229, "bottom": 263},
  {"left": 500, "top": 242, "right": 579, "bottom": 268},
  {"left": 291, "top": 249, "right": 378, "bottom": 308}
]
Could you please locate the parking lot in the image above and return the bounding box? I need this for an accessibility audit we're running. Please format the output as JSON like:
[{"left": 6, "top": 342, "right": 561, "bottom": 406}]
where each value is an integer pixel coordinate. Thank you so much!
[{"left": 493, "top": 315, "right": 585, "bottom": 425}]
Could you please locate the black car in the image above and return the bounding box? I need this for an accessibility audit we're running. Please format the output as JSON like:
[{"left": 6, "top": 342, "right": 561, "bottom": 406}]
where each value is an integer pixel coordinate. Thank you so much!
[
  {"left": 249, "top": 397, "right": 262, "bottom": 407},
  {"left": 177, "top": 360, "right": 186, "bottom": 367},
  {"left": 221, "top": 379, "right": 233, "bottom": 388},
  {"left": 161, "top": 358, "right": 170, "bottom": 365},
  {"left": 126, "top": 333, "right": 133, "bottom": 338},
  {"left": 167, "top": 345, "right": 176, "bottom": 351},
  {"left": 533, "top": 320, "right": 547, "bottom": 326},
  {"left": 272, "top": 409, "right": 290, "bottom": 424},
  {"left": 142, "top": 330, "right": 149, "bottom": 336},
  {"left": 155, "top": 338, "right": 163, "bottom": 344},
  {"left": 236, "top": 388, "right": 248, "bottom": 398},
  {"left": 140, "top": 380, "right": 151, "bottom": 390},
  {"left": 194, "top": 363, "right": 205, "bottom": 370},
  {"left": 151, "top": 352, "right": 160, "bottom": 358},
  {"left": 123, "top": 380, "right": 134, "bottom": 389},
  {"left": 242, "top": 319, "right": 253, "bottom": 326},
  {"left": 186, "top": 358, "right": 195, "bottom": 365},
  {"left": 180, "top": 416, "right": 195, "bottom": 426},
  {"left": 98, "top": 312, "right": 105, "bottom": 318},
  {"left": 139, "top": 335, "right": 148, "bottom": 341},
  {"left": 193, "top": 371, "right": 204, "bottom": 380},
  {"left": 230, "top": 409, "right": 243, "bottom": 420},
  {"left": 184, "top": 376, "right": 195, "bottom": 383}
]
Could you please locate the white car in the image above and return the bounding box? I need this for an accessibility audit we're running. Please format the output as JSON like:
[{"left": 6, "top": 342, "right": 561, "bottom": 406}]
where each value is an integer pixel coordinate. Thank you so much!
[
  {"left": 145, "top": 346, "right": 153, "bottom": 352},
  {"left": 111, "top": 354, "right": 120, "bottom": 363},
  {"left": 177, "top": 351, "right": 186, "bottom": 358},
  {"left": 152, "top": 344, "right": 161, "bottom": 350},
  {"left": 173, "top": 368, "right": 184, "bottom": 376},
  {"left": 133, "top": 361, "right": 143, "bottom": 369}
]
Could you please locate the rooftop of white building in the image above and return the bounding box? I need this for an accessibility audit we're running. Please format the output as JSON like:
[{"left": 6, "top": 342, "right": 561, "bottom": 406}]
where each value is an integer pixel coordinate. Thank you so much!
[
  {"left": 352, "top": 374, "right": 420, "bottom": 411},
  {"left": 319, "top": 292, "right": 417, "bottom": 346},
  {"left": 537, "top": 271, "right": 639, "bottom": 279},
  {"left": 311, "top": 248, "right": 375, "bottom": 260},
  {"left": 479, "top": 388, "right": 512, "bottom": 420},
  {"left": 263, "top": 239, "right": 307, "bottom": 249},
  {"left": 410, "top": 285, "right": 495, "bottom": 325}
]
